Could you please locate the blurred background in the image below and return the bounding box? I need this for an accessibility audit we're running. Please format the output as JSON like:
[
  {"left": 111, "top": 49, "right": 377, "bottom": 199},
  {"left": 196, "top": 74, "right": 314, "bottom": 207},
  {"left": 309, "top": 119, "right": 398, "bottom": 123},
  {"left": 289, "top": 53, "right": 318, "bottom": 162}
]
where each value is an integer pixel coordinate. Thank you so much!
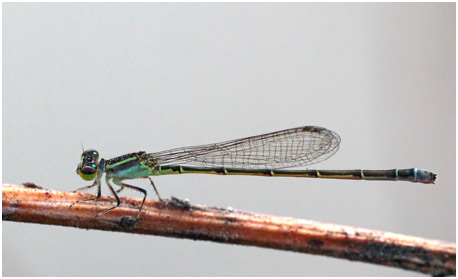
[{"left": 3, "top": 3, "right": 455, "bottom": 276}]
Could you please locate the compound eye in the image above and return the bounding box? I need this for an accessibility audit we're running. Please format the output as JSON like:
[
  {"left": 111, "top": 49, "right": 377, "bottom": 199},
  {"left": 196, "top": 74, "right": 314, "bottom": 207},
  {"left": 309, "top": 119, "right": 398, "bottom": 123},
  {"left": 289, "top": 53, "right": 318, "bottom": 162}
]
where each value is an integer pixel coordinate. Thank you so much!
[
  {"left": 81, "top": 166, "right": 96, "bottom": 175},
  {"left": 78, "top": 165, "right": 97, "bottom": 181}
]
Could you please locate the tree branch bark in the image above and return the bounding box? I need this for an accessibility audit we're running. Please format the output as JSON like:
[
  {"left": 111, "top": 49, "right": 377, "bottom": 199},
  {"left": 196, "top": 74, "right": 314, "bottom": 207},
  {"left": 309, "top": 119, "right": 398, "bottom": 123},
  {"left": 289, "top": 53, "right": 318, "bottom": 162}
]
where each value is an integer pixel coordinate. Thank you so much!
[{"left": 2, "top": 183, "right": 455, "bottom": 276}]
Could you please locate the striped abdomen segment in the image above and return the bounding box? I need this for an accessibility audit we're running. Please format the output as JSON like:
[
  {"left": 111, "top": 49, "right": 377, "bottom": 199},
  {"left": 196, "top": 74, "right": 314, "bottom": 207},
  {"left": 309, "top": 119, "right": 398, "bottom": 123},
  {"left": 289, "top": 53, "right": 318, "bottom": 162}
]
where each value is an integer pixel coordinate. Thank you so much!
[{"left": 158, "top": 166, "right": 436, "bottom": 184}]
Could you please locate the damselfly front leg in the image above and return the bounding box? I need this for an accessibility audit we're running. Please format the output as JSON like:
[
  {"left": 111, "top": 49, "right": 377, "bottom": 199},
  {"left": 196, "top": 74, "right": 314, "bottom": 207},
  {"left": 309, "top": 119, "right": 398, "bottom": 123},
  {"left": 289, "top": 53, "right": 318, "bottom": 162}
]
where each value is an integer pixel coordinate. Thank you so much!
[{"left": 70, "top": 174, "right": 102, "bottom": 208}]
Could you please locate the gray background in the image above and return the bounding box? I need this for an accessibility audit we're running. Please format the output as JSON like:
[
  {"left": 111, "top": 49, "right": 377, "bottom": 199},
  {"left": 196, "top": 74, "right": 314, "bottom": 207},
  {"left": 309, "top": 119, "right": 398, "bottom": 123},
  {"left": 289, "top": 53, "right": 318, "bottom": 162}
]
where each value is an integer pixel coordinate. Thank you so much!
[{"left": 3, "top": 3, "right": 455, "bottom": 276}]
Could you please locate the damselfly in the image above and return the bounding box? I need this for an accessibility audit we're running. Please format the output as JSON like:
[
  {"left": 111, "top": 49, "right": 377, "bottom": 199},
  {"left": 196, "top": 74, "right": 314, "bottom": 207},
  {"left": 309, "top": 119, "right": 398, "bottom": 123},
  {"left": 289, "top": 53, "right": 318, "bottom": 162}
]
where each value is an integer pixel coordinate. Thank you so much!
[{"left": 74, "top": 126, "right": 436, "bottom": 218}]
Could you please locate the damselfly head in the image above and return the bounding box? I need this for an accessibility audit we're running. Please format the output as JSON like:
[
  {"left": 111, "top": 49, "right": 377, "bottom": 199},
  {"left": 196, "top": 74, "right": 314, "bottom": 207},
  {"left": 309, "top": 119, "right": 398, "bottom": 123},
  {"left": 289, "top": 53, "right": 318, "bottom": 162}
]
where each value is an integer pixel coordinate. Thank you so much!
[{"left": 76, "top": 149, "right": 99, "bottom": 181}]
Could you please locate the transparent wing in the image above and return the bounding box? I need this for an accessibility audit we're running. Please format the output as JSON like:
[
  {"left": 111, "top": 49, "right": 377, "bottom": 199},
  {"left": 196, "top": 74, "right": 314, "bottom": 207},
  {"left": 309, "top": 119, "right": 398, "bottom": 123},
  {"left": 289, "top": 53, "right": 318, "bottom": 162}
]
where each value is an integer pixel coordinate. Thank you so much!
[{"left": 149, "top": 126, "right": 341, "bottom": 169}]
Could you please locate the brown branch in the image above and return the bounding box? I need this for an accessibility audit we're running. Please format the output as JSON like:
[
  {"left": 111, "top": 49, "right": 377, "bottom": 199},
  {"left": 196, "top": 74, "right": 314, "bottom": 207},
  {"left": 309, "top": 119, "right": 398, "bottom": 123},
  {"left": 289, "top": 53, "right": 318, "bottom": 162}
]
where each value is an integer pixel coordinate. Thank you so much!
[{"left": 2, "top": 183, "right": 455, "bottom": 276}]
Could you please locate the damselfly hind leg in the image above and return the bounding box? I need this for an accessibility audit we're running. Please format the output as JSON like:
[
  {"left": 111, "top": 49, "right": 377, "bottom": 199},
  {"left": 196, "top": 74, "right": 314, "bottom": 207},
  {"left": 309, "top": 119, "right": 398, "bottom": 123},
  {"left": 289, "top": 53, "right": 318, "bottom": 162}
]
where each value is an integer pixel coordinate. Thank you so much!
[
  {"left": 148, "top": 177, "right": 162, "bottom": 201},
  {"left": 111, "top": 178, "right": 161, "bottom": 219},
  {"left": 119, "top": 178, "right": 161, "bottom": 219}
]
